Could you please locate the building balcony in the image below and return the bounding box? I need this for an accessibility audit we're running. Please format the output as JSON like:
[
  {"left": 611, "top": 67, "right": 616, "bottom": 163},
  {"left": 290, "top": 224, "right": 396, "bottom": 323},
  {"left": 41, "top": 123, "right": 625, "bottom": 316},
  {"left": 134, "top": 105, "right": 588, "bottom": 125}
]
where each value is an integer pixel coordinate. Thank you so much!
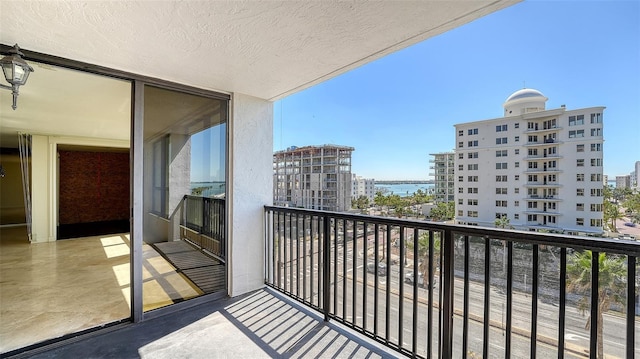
[
  {"left": 523, "top": 154, "right": 562, "bottom": 160},
  {"left": 524, "top": 125, "right": 563, "bottom": 133},
  {"left": 524, "top": 139, "right": 563, "bottom": 147},
  {"left": 522, "top": 209, "right": 562, "bottom": 216},
  {"left": 523, "top": 182, "right": 562, "bottom": 188},
  {"left": 524, "top": 195, "right": 562, "bottom": 202},
  {"left": 524, "top": 168, "right": 562, "bottom": 174}
]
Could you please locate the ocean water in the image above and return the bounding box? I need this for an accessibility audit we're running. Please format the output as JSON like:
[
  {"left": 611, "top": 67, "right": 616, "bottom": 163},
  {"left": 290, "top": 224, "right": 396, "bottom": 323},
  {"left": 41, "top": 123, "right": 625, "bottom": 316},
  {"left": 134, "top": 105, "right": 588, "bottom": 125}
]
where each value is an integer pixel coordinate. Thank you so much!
[
  {"left": 375, "top": 183, "right": 434, "bottom": 197},
  {"left": 190, "top": 182, "right": 226, "bottom": 197}
]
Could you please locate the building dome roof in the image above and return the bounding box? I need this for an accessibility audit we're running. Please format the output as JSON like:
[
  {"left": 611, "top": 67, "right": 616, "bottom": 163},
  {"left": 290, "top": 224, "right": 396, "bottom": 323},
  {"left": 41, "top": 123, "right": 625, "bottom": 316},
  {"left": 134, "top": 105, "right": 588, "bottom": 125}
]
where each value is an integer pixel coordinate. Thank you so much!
[{"left": 504, "top": 88, "right": 546, "bottom": 103}]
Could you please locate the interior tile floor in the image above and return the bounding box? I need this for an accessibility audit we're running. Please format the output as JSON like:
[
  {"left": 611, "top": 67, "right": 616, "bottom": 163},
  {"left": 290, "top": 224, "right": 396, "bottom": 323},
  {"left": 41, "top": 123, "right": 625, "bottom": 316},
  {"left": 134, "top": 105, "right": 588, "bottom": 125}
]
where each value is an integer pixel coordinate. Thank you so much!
[{"left": 0, "top": 226, "right": 209, "bottom": 354}]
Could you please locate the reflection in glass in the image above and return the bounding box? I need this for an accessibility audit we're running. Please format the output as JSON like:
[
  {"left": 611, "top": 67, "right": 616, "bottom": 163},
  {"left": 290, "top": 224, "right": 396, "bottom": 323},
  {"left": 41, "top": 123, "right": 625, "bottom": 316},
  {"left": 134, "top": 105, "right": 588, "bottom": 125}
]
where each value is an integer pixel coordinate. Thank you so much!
[{"left": 142, "top": 85, "right": 227, "bottom": 311}]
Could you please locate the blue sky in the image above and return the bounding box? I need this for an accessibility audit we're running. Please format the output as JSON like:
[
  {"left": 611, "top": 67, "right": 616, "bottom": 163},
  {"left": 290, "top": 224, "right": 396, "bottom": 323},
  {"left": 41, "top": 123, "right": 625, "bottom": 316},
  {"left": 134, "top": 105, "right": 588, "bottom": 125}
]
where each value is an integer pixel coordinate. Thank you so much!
[{"left": 273, "top": 0, "right": 640, "bottom": 181}]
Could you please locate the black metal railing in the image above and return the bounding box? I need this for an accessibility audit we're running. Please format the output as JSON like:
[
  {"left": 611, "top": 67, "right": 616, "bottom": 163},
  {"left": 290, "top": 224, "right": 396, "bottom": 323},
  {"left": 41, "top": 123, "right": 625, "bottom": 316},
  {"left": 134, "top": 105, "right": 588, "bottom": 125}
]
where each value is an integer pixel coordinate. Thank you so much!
[
  {"left": 181, "top": 195, "right": 225, "bottom": 260},
  {"left": 264, "top": 206, "right": 640, "bottom": 359}
]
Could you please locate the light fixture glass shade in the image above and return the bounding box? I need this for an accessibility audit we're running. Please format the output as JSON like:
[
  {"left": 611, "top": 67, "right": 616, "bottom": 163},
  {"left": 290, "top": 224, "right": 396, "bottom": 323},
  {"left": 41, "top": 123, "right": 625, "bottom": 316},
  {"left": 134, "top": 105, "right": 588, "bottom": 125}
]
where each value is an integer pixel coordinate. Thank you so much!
[{"left": 0, "top": 44, "right": 34, "bottom": 86}]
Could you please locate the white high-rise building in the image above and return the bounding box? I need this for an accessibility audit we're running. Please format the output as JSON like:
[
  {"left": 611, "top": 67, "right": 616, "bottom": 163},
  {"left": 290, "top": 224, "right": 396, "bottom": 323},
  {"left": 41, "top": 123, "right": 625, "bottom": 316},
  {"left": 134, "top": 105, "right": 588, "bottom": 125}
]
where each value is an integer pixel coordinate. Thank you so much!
[
  {"left": 352, "top": 174, "right": 376, "bottom": 203},
  {"left": 429, "top": 152, "right": 455, "bottom": 203},
  {"left": 616, "top": 175, "right": 631, "bottom": 189},
  {"left": 273, "top": 145, "right": 354, "bottom": 212},
  {"left": 633, "top": 161, "right": 640, "bottom": 189},
  {"left": 454, "top": 88, "right": 605, "bottom": 235}
]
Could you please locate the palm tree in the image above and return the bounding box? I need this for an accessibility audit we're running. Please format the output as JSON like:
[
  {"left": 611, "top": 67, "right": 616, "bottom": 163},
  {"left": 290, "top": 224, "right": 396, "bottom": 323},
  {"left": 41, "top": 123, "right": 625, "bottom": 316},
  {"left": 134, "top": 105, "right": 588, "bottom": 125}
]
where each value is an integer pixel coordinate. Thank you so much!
[
  {"left": 494, "top": 215, "right": 513, "bottom": 229},
  {"left": 566, "top": 251, "right": 627, "bottom": 359},
  {"left": 406, "top": 232, "right": 441, "bottom": 286},
  {"left": 603, "top": 199, "right": 622, "bottom": 232}
]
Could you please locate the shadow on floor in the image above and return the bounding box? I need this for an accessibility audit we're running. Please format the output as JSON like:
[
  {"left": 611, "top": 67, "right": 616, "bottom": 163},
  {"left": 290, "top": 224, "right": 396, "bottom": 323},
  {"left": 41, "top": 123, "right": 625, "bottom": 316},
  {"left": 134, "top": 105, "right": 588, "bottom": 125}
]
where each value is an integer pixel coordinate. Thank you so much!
[{"left": 19, "top": 289, "right": 397, "bottom": 359}]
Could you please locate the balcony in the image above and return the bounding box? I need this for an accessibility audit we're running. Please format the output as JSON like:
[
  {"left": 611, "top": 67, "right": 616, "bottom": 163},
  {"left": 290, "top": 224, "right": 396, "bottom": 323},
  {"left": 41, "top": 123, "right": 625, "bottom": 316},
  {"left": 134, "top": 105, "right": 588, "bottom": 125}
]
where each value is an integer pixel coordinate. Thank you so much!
[
  {"left": 525, "top": 195, "right": 562, "bottom": 202},
  {"left": 523, "top": 182, "right": 562, "bottom": 188},
  {"left": 264, "top": 206, "right": 640, "bottom": 358}
]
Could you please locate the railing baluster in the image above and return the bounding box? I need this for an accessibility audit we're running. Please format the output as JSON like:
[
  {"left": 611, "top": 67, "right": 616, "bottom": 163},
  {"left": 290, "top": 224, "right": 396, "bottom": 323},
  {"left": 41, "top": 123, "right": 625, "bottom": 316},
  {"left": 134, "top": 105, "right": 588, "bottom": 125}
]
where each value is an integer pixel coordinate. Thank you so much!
[
  {"left": 343, "top": 219, "right": 348, "bottom": 321},
  {"left": 531, "top": 244, "right": 539, "bottom": 359},
  {"left": 412, "top": 227, "right": 418, "bottom": 357},
  {"left": 399, "top": 225, "right": 405, "bottom": 348},
  {"left": 374, "top": 223, "right": 380, "bottom": 337},
  {"left": 296, "top": 213, "right": 300, "bottom": 299},
  {"left": 318, "top": 216, "right": 323, "bottom": 308},
  {"left": 386, "top": 224, "right": 391, "bottom": 344},
  {"left": 626, "top": 255, "right": 636, "bottom": 359},
  {"left": 463, "top": 235, "right": 469, "bottom": 359},
  {"left": 590, "top": 251, "right": 599, "bottom": 359},
  {"left": 363, "top": 222, "right": 369, "bottom": 333},
  {"left": 428, "top": 230, "right": 435, "bottom": 359},
  {"left": 333, "top": 217, "right": 338, "bottom": 316},
  {"left": 288, "top": 213, "right": 293, "bottom": 295},
  {"left": 310, "top": 215, "right": 314, "bottom": 306},
  {"left": 303, "top": 214, "right": 307, "bottom": 303},
  {"left": 323, "top": 214, "right": 331, "bottom": 322},
  {"left": 352, "top": 220, "right": 357, "bottom": 327},
  {"left": 483, "top": 237, "right": 491, "bottom": 359},
  {"left": 506, "top": 240, "right": 513, "bottom": 358},
  {"left": 276, "top": 211, "right": 281, "bottom": 289},
  {"left": 558, "top": 247, "right": 567, "bottom": 359},
  {"left": 441, "top": 228, "right": 455, "bottom": 359}
]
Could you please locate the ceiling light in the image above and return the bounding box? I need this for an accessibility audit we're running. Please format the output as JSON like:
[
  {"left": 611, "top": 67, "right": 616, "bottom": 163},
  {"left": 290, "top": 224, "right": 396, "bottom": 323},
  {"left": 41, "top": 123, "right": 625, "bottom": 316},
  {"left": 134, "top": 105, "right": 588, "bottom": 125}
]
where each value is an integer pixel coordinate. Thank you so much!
[{"left": 0, "top": 44, "right": 34, "bottom": 110}]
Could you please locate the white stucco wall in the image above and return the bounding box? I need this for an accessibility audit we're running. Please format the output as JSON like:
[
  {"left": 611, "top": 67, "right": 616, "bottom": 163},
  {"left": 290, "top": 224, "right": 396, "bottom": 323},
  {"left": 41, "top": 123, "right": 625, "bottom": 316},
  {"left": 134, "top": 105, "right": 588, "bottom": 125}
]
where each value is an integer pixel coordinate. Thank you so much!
[{"left": 228, "top": 93, "right": 273, "bottom": 297}]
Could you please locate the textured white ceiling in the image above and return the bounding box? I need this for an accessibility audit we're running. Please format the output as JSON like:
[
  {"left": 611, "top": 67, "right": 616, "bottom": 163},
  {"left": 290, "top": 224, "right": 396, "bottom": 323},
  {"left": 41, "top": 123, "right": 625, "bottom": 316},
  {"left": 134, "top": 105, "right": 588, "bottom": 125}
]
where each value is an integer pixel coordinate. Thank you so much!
[{"left": 0, "top": 1, "right": 518, "bottom": 101}]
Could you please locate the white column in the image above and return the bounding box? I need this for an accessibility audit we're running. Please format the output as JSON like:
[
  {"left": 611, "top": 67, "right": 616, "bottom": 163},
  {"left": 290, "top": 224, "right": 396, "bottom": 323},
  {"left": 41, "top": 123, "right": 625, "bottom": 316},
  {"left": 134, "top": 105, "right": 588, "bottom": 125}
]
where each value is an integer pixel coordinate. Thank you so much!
[
  {"left": 228, "top": 93, "right": 273, "bottom": 297},
  {"left": 30, "top": 135, "right": 52, "bottom": 242}
]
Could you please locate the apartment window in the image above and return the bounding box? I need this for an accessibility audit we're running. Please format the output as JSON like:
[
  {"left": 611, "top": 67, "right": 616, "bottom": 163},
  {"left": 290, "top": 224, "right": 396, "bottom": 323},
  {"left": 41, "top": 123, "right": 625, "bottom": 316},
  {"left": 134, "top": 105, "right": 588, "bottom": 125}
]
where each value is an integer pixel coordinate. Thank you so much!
[
  {"left": 528, "top": 175, "right": 538, "bottom": 182},
  {"left": 468, "top": 152, "right": 479, "bottom": 159},
  {"left": 591, "top": 204, "right": 603, "bottom": 212},
  {"left": 514, "top": 200, "right": 519, "bottom": 207},
  {"left": 591, "top": 188, "right": 603, "bottom": 197},
  {"left": 590, "top": 173, "right": 602, "bottom": 182},
  {"left": 496, "top": 200, "right": 507, "bottom": 207},
  {"left": 576, "top": 203, "right": 584, "bottom": 211},
  {"left": 514, "top": 123, "right": 520, "bottom": 129},
  {"left": 514, "top": 149, "right": 519, "bottom": 155},
  {"left": 576, "top": 144, "right": 584, "bottom": 152},
  {"left": 496, "top": 162, "right": 507, "bottom": 170},
  {"left": 590, "top": 219, "right": 603, "bottom": 227},
  {"left": 515, "top": 136, "right": 520, "bottom": 142},
  {"left": 495, "top": 212, "right": 507, "bottom": 219},
  {"left": 496, "top": 150, "right": 508, "bottom": 157},
  {"left": 576, "top": 174, "right": 584, "bottom": 181},
  {"left": 458, "top": 141, "right": 463, "bottom": 148},
  {"left": 457, "top": 210, "right": 464, "bottom": 217},
  {"left": 590, "top": 158, "right": 602, "bottom": 167},
  {"left": 496, "top": 137, "right": 508, "bottom": 144},
  {"left": 528, "top": 162, "right": 538, "bottom": 169},
  {"left": 591, "top": 143, "right": 602, "bottom": 151},
  {"left": 468, "top": 164, "right": 478, "bottom": 170},
  {"left": 591, "top": 128, "right": 602, "bottom": 136},
  {"left": 514, "top": 188, "right": 519, "bottom": 194},
  {"left": 515, "top": 162, "right": 520, "bottom": 168},
  {"left": 496, "top": 188, "right": 507, "bottom": 195},
  {"left": 468, "top": 176, "right": 478, "bottom": 182},
  {"left": 547, "top": 160, "right": 557, "bottom": 168},
  {"left": 496, "top": 175, "right": 508, "bottom": 182},
  {"left": 569, "top": 115, "right": 584, "bottom": 126},
  {"left": 468, "top": 187, "right": 478, "bottom": 194},
  {"left": 458, "top": 176, "right": 464, "bottom": 182},
  {"left": 468, "top": 211, "right": 478, "bottom": 218},
  {"left": 458, "top": 153, "right": 464, "bottom": 159},
  {"left": 527, "top": 214, "right": 538, "bottom": 221},
  {"left": 528, "top": 148, "right": 538, "bottom": 156},
  {"left": 527, "top": 202, "right": 538, "bottom": 209},
  {"left": 458, "top": 187, "right": 464, "bottom": 193},
  {"left": 528, "top": 188, "right": 538, "bottom": 196},
  {"left": 590, "top": 113, "right": 602, "bottom": 124},
  {"left": 576, "top": 218, "right": 584, "bottom": 226},
  {"left": 458, "top": 130, "right": 464, "bottom": 136},
  {"left": 577, "top": 188, "right": 584, "bottom": 196},
  {"left": 569, "top": 130, "right": 585, "bottom": 138},
  {"left": 468, "top": 199, "right": 478, "bottom": 205},
  {"left": 458, "top": 198, "right": 463, "bottom": 205},
  {"left": 527, "top": 122, "right": 536, "bottom": 130},
  {"left": 496, "top": 124, "right": 508, "bottom": 132},
  {"left": 515, "top": 175, "right": 520, "bottom": 181},
  {"left": 468, "top": 128, "right": 478, "bottom": 135},
  {"left": 528, "top": 135, "right": 538, "bottom": 143},
  {"left": 514, "top": 214, "right": 520, "bottom": 220},
  {"left": 577, "top": 159, "right": 584, "bottom": 167}
]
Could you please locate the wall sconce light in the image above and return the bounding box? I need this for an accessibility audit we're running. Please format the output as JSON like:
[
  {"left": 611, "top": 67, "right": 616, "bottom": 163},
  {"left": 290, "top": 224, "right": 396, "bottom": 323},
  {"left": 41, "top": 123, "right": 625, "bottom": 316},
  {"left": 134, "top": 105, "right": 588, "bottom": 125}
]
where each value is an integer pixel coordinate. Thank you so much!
[{"left": 0, "top": 44, "right": 34, "bottom": 110}]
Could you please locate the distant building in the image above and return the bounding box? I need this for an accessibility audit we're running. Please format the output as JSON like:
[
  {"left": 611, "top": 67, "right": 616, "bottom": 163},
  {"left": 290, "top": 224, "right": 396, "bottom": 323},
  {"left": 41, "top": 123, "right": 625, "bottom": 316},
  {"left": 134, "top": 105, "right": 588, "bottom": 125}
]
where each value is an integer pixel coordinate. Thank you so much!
[
  {"left": 604, "top": 174, "right": 609, "bottom": 186},
  {"left": 429, "top": 152, "right": 455, "bottom": 203},
  {"left": 616, "top": 175, "right": 631, "bottom": 189},
  {"left": 454, "top": 88, "right": 605, "bottom": 235},
  {"left": 634, "top": 161, "right": 640, "bottom": 189},
  {"left": 273, "top": 145, "right": 354, "bottom": 212},
  {"left": 352, "top": 174, "right": 376, "bottom": 203}
]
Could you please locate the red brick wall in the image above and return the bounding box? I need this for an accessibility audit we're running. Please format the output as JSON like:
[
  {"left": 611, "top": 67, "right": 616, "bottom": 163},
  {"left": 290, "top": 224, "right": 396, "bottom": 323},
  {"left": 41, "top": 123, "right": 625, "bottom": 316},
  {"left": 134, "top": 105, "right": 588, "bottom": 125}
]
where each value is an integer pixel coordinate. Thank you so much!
[{"left": 58, "top": 150, "right": 129, "bottom": 224}]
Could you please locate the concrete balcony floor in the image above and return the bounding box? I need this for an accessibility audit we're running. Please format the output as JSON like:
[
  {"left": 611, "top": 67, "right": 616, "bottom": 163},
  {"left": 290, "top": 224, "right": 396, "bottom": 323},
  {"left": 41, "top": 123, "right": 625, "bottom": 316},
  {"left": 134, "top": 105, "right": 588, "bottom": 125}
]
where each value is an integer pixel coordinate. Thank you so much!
[{"left": 23, "top": 288, "right": 398, "bottom": 359}]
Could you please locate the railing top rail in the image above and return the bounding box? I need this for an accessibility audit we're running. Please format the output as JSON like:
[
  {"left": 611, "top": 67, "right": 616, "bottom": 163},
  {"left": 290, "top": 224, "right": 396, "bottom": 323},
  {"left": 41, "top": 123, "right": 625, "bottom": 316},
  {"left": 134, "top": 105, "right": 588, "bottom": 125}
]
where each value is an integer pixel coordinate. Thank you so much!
[
  {"left": 184, "top": 194, "right": 226, "bottom": 202},
  {"left": 264, "top": 205, "right": 640, "bottom": 256}
]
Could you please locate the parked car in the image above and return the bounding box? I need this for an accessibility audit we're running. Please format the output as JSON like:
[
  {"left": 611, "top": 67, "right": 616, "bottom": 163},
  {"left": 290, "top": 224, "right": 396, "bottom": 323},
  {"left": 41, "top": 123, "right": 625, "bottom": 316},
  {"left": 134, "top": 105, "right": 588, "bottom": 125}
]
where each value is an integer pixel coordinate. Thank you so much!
[
  {"left": 623, "top": 222, "right": 636, "bottom": 227},
  {"left": 404, "top": 271, "right": 424, "bottom": 287},
  {"left": 367, "top": 262, "right": 387, "bottom": 276},
  {"left": 618, "top": 234, "right": 637, "bottom": 240}
]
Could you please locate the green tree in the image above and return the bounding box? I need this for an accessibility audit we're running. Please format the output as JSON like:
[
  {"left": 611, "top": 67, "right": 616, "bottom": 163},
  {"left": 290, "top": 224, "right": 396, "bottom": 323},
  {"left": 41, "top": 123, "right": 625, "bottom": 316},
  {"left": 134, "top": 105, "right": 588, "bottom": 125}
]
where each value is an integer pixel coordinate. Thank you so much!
[
  {"left": 622, "top": 192, "right": 640, "bottom": 223},
  {"left": 603, "top": 199, "right": 621, "bottom": 232},
  {"left": 352, "top": 195, "right": 370, "bottom": 210},
  {"left": 494, "top": 215, "right": 513, "bottom": 229},
  {"left": 430, "top": 201, "right": 454, "bottom": 221},
  {"left": 407, "top": 232, "right": 441, "bottom": 285},
  {"left": 567, "top": 251, "right": 627, "bottom": 359}
]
